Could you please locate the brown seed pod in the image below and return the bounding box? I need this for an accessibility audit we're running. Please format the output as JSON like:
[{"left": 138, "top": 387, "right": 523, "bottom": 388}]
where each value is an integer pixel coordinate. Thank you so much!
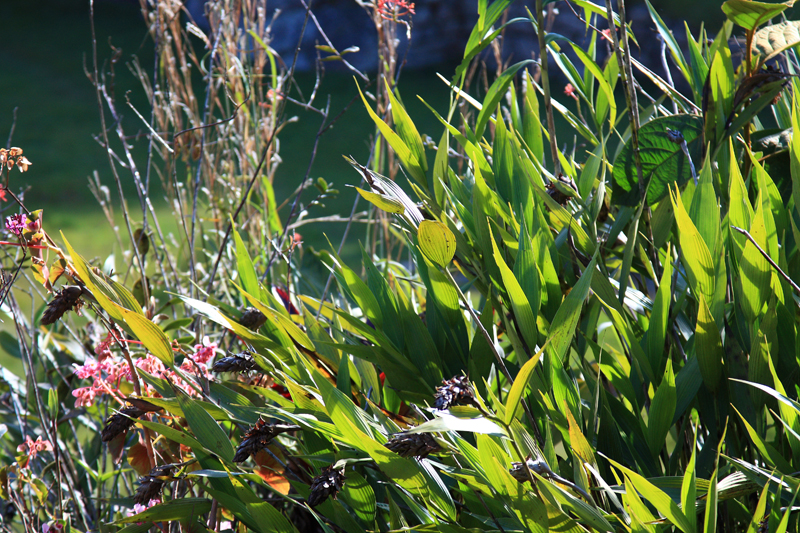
[
  {"left": 307, "top": 465, "right": 345, "bottom": 507},
  {"left": 384, "top": 431, "right": 441, "bottom": 458},
  {"left": 41, "top": 286, "right": 84, "bottom": 325},
  {"left": 239, "top": 307, "right": 267, "bottom": 331},
  {"left": 433, "top": 375, "right": 475, "bottom": 410},
  {"left": 233, "top": 418, "right": 300, "bottom": 462},
  {"left": 134, "top": 464, "right": 177, "bottom": 505},
  {"left": 101, "top": 406, "right": 146, "bottom": 442},
  {"left": 212, "top": 350, "right": 257, "bottom": 373}
]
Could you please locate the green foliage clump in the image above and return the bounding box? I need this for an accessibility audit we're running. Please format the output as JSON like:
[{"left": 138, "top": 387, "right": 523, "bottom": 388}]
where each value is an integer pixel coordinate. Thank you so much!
[{"left": 4, "top": 0, "right": 800, "bottom": 532}]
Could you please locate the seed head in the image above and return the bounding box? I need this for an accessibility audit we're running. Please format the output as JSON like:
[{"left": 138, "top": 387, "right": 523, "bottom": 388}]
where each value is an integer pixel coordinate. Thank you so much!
[
  {"left": 239, "top": 307, "right": 267, "bottom": 331},
  {"left": 101, "top": 406, "right": 146, "bottom": 442},
  {"left": 212, "top": 350, "right": 257, "bottom": 373},
  {"left": 384, "top": 431, "right": 441, "bottom": 458},
  {"left": 433, "top": 375, "right": 475, "bottom": 410},
  {"left": 307, "top": 465, "right": 345, "bottom": 507},
  {"left": 41, "top": 286, "right": 85, "bottom": 325},
  {"left": 134, "top": 464, "right": 177, "bottom": 505},
  {"left": 233, "top": 418, "right": 300, "bottom": 462}
]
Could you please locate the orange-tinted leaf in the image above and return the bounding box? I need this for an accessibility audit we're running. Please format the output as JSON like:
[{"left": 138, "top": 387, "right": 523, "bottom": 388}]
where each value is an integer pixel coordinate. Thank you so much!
[
  {"left": 254, "top": 448, "right": 290, "bottom": 495},
  {"left": 127, "top": 441, "right": 151, "bottom": 476}
]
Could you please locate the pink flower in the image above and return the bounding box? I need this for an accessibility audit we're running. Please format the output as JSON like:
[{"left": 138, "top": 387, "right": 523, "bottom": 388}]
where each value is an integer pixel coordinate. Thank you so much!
[
  {"left": 191, "top": 342, "right": 217, "bottom": 365},
  {"left": 17, "top": 435, "right": 53, "bottom": 464},
  {"left": 72, "top": 386, "right": 97, "bottom": 408},
  {"left": 5, "top": 214, "right": 26, "bottom": 236},
  {"left": 601, "top": 28, "right": 614, "bottom": 42},
  {"left": 74, "top": 359, "right": 103, "bottom": 380},
  {"left": 95, "top": 333, "right": 114, "bottom": 360},
  {"left": 136, "top": 354, "right": 167, "bottom": 377},
  {"left": 564, "top": 83, "right": 578, "bottom": 100},
  {"left": 41, "top": 521, "right": 64, "bottom": 533},
  {"left": 127, "top": 498, "right": 161, "bottom": 524}
]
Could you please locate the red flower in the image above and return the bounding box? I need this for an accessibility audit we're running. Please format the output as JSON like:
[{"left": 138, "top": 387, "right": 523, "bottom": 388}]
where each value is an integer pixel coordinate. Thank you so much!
[
  {"left": 564, "top": 83, "right": 578, "bottom": 100},
  {"left": 376, "top": 0, "right": 415, "bottom": 20}
]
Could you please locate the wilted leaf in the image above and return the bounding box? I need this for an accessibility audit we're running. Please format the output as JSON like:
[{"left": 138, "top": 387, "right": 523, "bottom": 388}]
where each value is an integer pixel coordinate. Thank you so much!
[{"left": 127, "top": 442, "right": 151, "bottom": 476}]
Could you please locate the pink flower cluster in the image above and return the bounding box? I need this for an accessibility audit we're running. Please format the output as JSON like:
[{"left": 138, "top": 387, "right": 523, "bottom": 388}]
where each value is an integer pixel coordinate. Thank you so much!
[
  {"left": 17, "top": 435, "right": 53, "bottom": 456},
  {"left": 41, "top": 521, "right": 64, "bottom": 533},
  {"left": 17, "top": 435, "right": 53, "bottom": 469},
  {"left": 376, "top": 0, "right": 415, "bottom": 19},
  {"left": 127, "top": 498, "right": 161, "bottom": 523},
  {"left": 71, "top": 356, "right": 133, "bottom": 408},
  {"left": 71, "top": 342, "right": 218, "bottom": 406}
]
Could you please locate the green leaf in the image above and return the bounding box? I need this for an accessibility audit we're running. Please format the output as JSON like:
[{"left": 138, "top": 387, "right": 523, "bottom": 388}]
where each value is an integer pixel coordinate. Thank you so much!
[
  {"left": 418, "top": 220, "right": 456, "bottom": 267},
  {"left": 489, "top": 226, "right": 539, "bottom": 353},
  {"left": 231, "top": 219, "right": 260, "bottom": 297},
  {"left": 606, "top": 457, "right": 694, "bottom": 533},
  {"left": 705, "top": 466, "right": 718, "bottom": 533},
  {"left": 612, "top": 115, "right": 704, "bottom": 206},
  {"left": 355, "top": 187, "right": 405, "bottom": 214},
  {"left": 61, "top": 233, "right": 127, "bottom": 322},
  {"left": 385, "top": 83, "right": 428, "bottom": 175},
  {"left": 176, "top": 391, "right": 235, "bottom": 462},
  {"left": 644, "top": 247, "right": 673, "bottom": 376},
  {"left": 722, "top": 0, "right": 786, "bottom": 31},
  {"left": 234, "top": 283, "right": 316, "bottom": 352},
  {"left": 117, "top": 498, "right": 212, "bottom": 524},
  {"left": 688, "top": 158, "right": 720, "bottom": 255},
  {"left": 328, "top": 246, "right": 385, "bottom": 329},
  {"left": 514, "top": 223, "right": 542, "bottom": 325},
  {"left": 647, "top": 359, "right": 676, "bottom": 456},
  {"left": 547, "top": 256, "right": 596, "bottom": 364},
  {"left": 737, "top": 194, "right": 771, "bottom": 324},
  {"left": 356, "top": 82, "right": 427, "bottom": 188},
  {"left": 342, "top": 471, "right": 376, "bottom": 523},
  {"left": 728, "top": 144, "right": 754, "bottom": 264},
  {"left": 646, "top": 0, "right": 693, "bottom": 91},
  {"left": 504, "top": 342, "right": 547, "bottom": 424},
  {"left": 523, "top": 72, "right": 544, "bottom": 164},
  {"left": 670, "top": 184, "right": 715, "bottom": 303},
  {"left": 776, "top": 484, "right": 800, "bottom": 533},
  {"left": 568, "top": 42, "right": 616, "bottom": 129},
  {"left": 745, "top": 481, "right": 771, "bottom": 533},
  {"left": 432, "top": 130, "right": 450, "bottom": 207},
  {"left": 124, "top": 312, "right": 175, "bottom": 367},
  {"left": 246, "top": 501, "right": 296, "bottom": 533},
  {"left": 694, "top": 295, "right": 724, "bottom": 392},
  {"left": 475, "top": 60, "right": 534, "bottom": 139},
  {"left": 681, "top": 432, "right": 698, "bottom": 533}
]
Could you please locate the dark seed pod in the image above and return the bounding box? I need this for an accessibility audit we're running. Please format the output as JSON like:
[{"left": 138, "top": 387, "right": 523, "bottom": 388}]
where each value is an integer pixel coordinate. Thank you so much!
[
  {"left": 307, "top": 465, "right": 345, "bottom": 507},
  {"left": 212, "top": 350, "right": 257, "bottom": 373},
  {"left": 233, "top": 418, "right": 300, "bottom": 462},
  {"left": 41, "top": 286, "right": 84, "bottom": 325},
  {"left": 124, "top": 397, "right": 163, "bottom": 413},
  {"left": 101, "top": 406, "right": 146, "bottom": 442},
  {"left": 384, "top": 431, "right": 441, "bottom": 458},
  {"left": 433, "top": 375, "right": 475, "bottom": 410},
  {"left": 134, "top": 464, "right": 177, "bottom": 505},
  {"left": 240, "top": 307, "right": 267, "bottom": 331}
]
